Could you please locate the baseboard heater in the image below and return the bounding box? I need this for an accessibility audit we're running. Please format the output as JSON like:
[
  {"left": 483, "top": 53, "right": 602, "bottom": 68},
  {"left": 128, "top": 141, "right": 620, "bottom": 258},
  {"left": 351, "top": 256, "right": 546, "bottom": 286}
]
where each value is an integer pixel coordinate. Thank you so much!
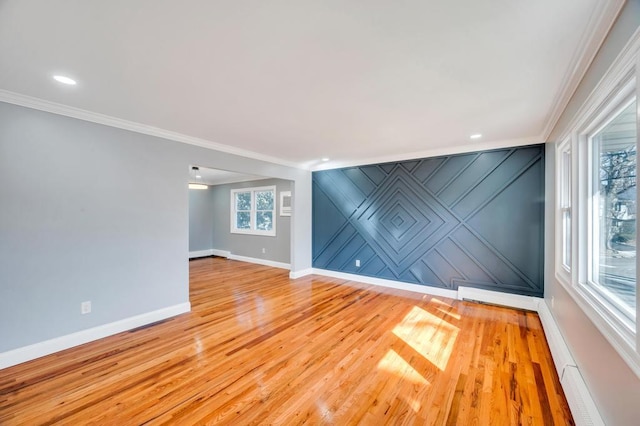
[{"left": 561, "top": 365, "right": 604, "bottom": 426}]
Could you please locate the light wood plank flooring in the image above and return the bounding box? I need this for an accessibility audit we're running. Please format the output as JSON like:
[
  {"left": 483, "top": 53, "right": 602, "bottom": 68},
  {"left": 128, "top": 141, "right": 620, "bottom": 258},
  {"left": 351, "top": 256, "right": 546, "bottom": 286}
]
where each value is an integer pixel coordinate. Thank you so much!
[{"left": 0, "top": 257, "right": 573, "bottom": 425}]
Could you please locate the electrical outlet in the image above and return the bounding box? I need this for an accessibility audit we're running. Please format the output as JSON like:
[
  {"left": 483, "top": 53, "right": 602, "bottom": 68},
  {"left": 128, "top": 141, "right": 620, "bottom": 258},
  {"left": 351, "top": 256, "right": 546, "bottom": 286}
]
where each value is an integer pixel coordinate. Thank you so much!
[
  {"left": 262, "top": 248, "right": 266, "bottom": 254},
  {"left": 355, "top": 259, "right": 360, "bottom": 267},
  {"left": 81, "top": 301, "right": 91, "bottom": 314}
]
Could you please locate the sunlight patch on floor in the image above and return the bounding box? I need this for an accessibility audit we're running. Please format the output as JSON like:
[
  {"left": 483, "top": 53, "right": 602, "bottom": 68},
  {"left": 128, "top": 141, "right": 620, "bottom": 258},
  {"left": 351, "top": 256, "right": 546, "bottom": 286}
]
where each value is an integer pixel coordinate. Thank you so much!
[
  {"left": 392, "top": 305, "right": 459, "bottom": 371},
  {"left": 377, "top": 348, "right": 430, "bottom": 386}
]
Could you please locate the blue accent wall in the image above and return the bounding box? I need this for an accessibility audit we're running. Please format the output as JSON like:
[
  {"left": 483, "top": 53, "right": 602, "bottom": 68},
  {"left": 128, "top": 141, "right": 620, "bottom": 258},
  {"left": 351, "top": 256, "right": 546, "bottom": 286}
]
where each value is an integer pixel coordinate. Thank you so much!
[{"left": 312, "top": 145, "right": 545, "bottom": 297}]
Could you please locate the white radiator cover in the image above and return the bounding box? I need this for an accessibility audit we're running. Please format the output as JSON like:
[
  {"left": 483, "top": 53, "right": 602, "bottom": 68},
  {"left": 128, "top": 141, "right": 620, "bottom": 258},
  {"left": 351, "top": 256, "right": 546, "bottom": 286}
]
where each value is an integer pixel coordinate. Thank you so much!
[
  {"left": 537, "top": 302, "right": 575, "bottom": 376},
  {"left": 561, "top": 366, "right": 604, "bottom": 426}
]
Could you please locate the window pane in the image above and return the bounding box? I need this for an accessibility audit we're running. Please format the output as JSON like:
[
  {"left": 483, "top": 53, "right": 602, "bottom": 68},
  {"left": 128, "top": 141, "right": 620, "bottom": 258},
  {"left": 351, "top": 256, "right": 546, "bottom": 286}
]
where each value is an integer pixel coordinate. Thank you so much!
[
  {"left": 593, "top": 99, "right": 637, "bottom": 314},
  {"left": 236, "top": 212, "right": 251, "bottom": 229},
  {"left": 236, "top": 192, "right": 251, "bottom": 211},
  {"left": 256, "top": 190, "right": 274, "bottom": 211},
  {"left": 256, "top": 211, "right": 273, "bottom": 231},
  {"left": 561, "top": 149, "right": 572, "bottom": 269},
  {"left": 561, "top": 150, "right": 571, "bottom": 207},
  {"left": 563, "top": 210, "right": 571, "bottom": 268}
]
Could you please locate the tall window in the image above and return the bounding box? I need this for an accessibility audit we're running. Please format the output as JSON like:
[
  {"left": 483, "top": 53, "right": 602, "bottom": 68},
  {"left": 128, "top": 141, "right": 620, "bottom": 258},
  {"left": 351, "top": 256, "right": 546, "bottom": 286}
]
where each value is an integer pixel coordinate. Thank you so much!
[
  {"left": 588, "top": 98, "right": 637, "bottom": 322},
  {"left": 554, "top": 37, "right": 640, "bottom": 377},
  {"left": 230, "top": 186, "right": 276, "bottom": 236},
  {"left": 559, "top": 143, "right": 572, "bottom": 271}
]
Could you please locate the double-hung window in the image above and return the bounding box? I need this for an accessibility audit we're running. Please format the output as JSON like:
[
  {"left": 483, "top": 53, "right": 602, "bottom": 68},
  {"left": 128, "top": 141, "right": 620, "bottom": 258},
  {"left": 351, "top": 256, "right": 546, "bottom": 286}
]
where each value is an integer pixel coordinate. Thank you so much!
[
  {"left": 230, "top": 186, "right": 276, "bottom": 236},
  {"left": 555, "top": 39, "right": 640, "bottom": 377}
]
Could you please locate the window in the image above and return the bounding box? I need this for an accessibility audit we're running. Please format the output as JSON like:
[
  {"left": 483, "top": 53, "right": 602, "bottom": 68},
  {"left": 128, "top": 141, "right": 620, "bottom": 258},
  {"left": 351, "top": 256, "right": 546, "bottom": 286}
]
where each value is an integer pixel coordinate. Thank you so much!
[
  {"left": 558, "top": 141, "right": 572, "bottom": 272},
  {"left": 230, "top": 186, "right": 276, "bottom": 236},
  {"left": 553, "top": 38, "right": 640, "bottom": 377},
  {"left": 588, "top": 98, "right": 637, "bottom": 323}
]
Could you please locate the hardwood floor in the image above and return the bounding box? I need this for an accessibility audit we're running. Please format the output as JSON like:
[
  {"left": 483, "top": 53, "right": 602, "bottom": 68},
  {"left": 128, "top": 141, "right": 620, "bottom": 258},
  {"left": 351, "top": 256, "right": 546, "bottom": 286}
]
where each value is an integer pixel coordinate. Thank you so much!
[{"left": 0, "top": 257, "right": 573, "bottom": 425}]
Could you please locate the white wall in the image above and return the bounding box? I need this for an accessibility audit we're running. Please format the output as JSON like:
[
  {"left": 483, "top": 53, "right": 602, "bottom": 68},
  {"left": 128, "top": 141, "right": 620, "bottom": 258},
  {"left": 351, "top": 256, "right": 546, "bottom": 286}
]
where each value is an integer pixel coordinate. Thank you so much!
[
  {"left": 189, "top": 188, "right": 215, "bottom": 252},
  {"left": 0, "top": 101, "right": 312, "bottom": 356},
  {"left": 545, "top": 1, "right": 640, "bottom": 424}
]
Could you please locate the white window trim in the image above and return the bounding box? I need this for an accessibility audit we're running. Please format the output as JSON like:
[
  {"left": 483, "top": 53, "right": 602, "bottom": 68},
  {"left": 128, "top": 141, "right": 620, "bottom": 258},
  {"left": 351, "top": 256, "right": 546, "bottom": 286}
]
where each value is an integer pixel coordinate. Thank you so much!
[
  {"left": 553, "top": 28, "right": 640, "bottom": 378},
  {"left": 230, "top": 185, "right": 277, "bottom": 236},
  {"left": 555, "top": 137, "right": 572, "bottom": 284}
]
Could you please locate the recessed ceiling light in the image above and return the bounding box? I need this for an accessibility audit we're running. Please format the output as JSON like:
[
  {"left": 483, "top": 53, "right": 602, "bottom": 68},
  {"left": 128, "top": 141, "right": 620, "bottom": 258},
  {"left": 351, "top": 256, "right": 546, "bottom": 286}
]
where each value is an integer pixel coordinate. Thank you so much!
[
  {"left": 53, "top": 75, "right": 77, "bottom": 85},
  {"left": 321, "top": 157, "right": 330, "bottom": 162},
  {"left": 470, "top": 134, "right": 482, "bottom": 140}
]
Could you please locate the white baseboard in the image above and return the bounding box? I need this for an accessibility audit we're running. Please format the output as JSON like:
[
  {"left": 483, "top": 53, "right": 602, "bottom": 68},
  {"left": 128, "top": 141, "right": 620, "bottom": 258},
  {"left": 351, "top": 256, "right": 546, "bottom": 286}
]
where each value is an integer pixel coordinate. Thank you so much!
[
  {"left": 189, "top": 249, "right": 214, "bottom": 259},
  {"left": 538, "top": 301, "right": 604, "bottom": 426},
  {"left": 0, "top": 302, "right": 191, "bottom": 370},
  {"left": 212, "top": 249, "right": 231, "bottom": 258},
  {"left": 538, "top": 301, "right": 576, "bottom": 376},
  {"left": 189, "top": 249, "right": 231, "bottom": 259},
  {"left": 311, "top": 268, "right": 458, "bottom": 299},
  {"left": 457, "top": 286, "right": 542, "bottom": 312},
  {"left": 228, "top": 254, "right": 290, "bottom": 270},
  {"left": 191, "top": 248, "right": 290, "bottom": 270},
  {"left": 289, "top": 268, "right": 313, "bottom": 279},
  {"left": 561, "top": 366, "right": 605, "bottom": 426}
]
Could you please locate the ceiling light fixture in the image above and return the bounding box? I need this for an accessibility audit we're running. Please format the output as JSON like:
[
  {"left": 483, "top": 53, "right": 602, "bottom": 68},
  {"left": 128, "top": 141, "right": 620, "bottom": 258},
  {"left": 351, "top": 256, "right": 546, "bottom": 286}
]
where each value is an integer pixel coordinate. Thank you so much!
[
  {"left": 470, "top": 133, "right": 482, "bottom": 140},
  {"left": 189, "top": 166, "right": 208, "bottom": 190},
  {"left": 321, "top": 157, "right": 330, "bottom": 162},
  {"left": 53, "top": 75, "right": 77, "bottom": 85}
]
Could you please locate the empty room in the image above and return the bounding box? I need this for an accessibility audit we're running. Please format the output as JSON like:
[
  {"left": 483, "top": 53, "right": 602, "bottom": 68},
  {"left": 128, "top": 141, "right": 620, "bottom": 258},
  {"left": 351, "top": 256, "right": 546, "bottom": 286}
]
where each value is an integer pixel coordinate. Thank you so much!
[{"left": 1, "top": 1, "right": 640, "bottom": 424}]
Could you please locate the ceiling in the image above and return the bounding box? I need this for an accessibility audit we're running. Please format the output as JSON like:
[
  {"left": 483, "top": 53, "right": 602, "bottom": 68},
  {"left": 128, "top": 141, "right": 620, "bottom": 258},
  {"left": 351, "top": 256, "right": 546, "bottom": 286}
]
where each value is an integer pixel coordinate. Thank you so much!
[{"left": 0, "top": 0, "right": 624, "bottom": 170}]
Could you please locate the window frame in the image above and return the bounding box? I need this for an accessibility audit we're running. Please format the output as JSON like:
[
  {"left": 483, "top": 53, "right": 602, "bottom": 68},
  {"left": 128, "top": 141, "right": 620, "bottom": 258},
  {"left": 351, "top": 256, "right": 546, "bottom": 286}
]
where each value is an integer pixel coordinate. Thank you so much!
[
  {"left": 230, "top": 185, "right": 277, "bottom": 236},
  {"left": 553, "top": 42, "right": 640, "bottom": 378},
  {"left": 556, "top": 137, "right": 573, "bottom": 280}
]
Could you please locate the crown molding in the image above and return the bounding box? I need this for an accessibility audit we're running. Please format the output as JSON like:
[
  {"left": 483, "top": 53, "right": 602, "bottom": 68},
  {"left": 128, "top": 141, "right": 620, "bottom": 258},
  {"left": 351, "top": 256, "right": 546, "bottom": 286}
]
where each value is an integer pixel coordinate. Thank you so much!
[
  {"left": 541, "top": 0, "right": 626, "bottom": 141},
  {"left": 1, "top": 90, "right": 540, "bottom": 173},
  {"left": 310, "top": 136, "right": 541, "bottom": 171},
  {"left": 553, "top": 25, "right": 640, "bottom": 141},
  {"left": 0, "top": 90, "right": 305, "bottom": 170}
]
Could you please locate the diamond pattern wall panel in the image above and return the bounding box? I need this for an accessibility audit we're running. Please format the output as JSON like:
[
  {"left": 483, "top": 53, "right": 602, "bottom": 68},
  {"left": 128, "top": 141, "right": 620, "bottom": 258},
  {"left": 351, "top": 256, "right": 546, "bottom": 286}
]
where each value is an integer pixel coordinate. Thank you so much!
[{"left": 312, "top": 145, "right": 545, "bottom": 297}]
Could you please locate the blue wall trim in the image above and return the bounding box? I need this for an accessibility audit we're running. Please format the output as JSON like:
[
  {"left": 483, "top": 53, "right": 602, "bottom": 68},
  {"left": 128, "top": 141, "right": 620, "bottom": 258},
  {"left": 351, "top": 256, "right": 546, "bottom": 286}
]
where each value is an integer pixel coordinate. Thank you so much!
[{"left": 312, "top": 145, "right": 545, "bottom": 297}]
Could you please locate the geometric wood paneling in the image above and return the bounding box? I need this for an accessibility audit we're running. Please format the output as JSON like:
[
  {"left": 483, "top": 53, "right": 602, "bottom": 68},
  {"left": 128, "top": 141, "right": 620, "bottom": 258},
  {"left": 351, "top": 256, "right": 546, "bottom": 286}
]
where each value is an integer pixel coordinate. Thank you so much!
[{"left": 313, "top": 145, "right": 545, "bottom": 297}]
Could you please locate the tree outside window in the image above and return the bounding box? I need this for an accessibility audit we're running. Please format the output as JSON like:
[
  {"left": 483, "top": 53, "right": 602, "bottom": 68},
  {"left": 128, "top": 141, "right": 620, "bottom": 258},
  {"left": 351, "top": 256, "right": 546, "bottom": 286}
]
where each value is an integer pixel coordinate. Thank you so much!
[
  {"left": 592, "top": 99, "right": 637, "bottom": 316},
  {"left": 231, "top": 186, "right": 276, "bottom": 236}
]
